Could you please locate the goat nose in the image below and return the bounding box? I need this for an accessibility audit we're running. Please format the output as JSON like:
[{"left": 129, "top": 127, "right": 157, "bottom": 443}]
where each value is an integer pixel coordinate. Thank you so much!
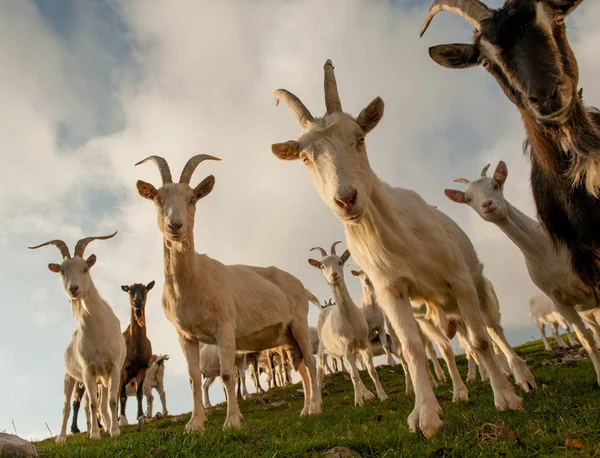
[
  {"left": 528, "top": 79, "right": 560, "bottom": 104},
  {"left": 482, "top": 200, "right": 492, "bottom": 208},
  {"left": 69, "top": 285, "right": 79, "bottom": 294},
  {"left": 168, "top": 221, "right": 182, "bottom": 231},
  {"left": 334, "top": 188, "right": 358, "bottom": 210}
]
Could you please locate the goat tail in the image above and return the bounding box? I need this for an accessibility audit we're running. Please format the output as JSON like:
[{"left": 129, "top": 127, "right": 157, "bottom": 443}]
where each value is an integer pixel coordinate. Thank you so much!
[
  {"left": 305, "top": 289, "right": 322, "bottom": 309},
  {"left": 154, "top": 354, "right": 170, "bottom": 367}
]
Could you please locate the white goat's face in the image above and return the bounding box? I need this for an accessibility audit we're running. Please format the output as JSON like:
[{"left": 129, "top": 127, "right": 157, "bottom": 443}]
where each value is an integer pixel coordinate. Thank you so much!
[
  {"left": 137, "top": 178, "right": 215, "bottom": 245},
  {"left": 50, "top": 256, "right": 96, "bottom": 300},
  {"left": 308, "top": 250, "right": 351, "bottom": 285},
  {"left": 445, "top": 162, "right": 509, "bottom": 222},
  {"left": 271, "top": 61, "right": 384, "bottom": 225}
]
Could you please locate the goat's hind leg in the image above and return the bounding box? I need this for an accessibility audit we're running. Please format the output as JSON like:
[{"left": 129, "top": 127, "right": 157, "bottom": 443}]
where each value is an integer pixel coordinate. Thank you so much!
[
  {"left": 216, "top": 330, "right": 244, "bottom": 428},
  {"left": 107, "top": 368, "right": 121, "bottom": 437},
  {"left": 179, "top": 335, "right": 208, "bottom": 432},
  {"left": 83, "top": 371, "right": 102, "bottom": 440},
  {"left": 360, "top": 346, "right": 388, "bottom": 401},
  {"left": 98, "top": 384, "right": 111, "bottom": 431},
  {"left": 538, "top": 321, "right": 552, "bottom": 351},
  {"left": 343, "top": 347, "right": 369, "bottom": 407},
  {"left": 551, "top": 322, "right": 569, "bottom": 348},
  {"left": 56, "top": 374, "right": 76, "bottom": 444},
  {"left": 289, "top": 321, "right": 322, "bottom": 415}
]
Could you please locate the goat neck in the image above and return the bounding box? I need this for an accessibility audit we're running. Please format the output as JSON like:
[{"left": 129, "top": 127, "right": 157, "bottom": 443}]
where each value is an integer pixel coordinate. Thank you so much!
[
  {"left": 128, "top": 306, "right": 147, "bottom": 338},
  {"left": 359, "top": 282, "right": 377, "bottom": 308},
  {"left": 329, "top": 277, "right": 360, "bottom": 319}
]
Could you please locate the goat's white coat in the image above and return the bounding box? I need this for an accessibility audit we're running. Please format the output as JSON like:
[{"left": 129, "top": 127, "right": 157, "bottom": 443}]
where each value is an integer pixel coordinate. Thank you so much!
[{"left": 529, "top": 294, "right": 576, "bottom": 351}]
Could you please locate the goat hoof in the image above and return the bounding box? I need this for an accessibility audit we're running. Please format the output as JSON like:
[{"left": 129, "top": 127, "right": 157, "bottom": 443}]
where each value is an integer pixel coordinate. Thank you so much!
[
  {"left": 118, "top": 415, "right": 128, "bottom": 426},
  {"left": 109, "top": 427, "right": 120, "bottom": 438},
  {"left": 70, "top": 427, "right": 80, "bottom": 434},
  {"left": 138, "top": 416, "right": 150, "bottom": 424},
  {"left": 56, "top": 435, "right": 67, "bottom": 444},
  {"left": 363, "top": 390, "right": 375, "bottom": 401},
  {"left": 452, "top": 388, "right": 470, "bottom": 402},
  {"left": 494, "top": 390, "right": 523, "bottom": 411},
  {"left": 408, "top": 403, "right": 444, "bottom": 439},
  {"left": 185, "top": 417, "right": 207, "bottom": 433},
  {"left": 89, "top": 431, "right": 101, "bottom": 440},
  {"left": 223, "top": 413, "right": 244, "bottom": 428}
]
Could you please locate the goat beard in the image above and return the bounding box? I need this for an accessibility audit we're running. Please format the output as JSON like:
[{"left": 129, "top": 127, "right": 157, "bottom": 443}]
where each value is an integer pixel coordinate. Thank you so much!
[{"left": 134, "top": 311, "right": 145, "bottom": 328}]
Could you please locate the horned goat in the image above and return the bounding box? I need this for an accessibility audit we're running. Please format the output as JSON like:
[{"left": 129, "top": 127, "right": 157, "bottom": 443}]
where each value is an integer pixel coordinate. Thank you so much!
[
  {"left": 29, "top": 233, "right": 126, "bottom": 443},
  {"left": 445, "top": 161, "right": 600, "bottom": 384},
  {"left": 529, "top": 294, "right": 577, "bottom": 351},
  {"left": 308, "top": 242, "right": 388, "bottom": 405},
  {"left": 271, "top": 59, "right": 531, "bottom": 437},
  {"left": 136, "top": 155, "right": 321, "bottom": 430},
  {"left": 420, "top": 0, "right": 600, "bottom": 300},
  {"left": 118, "top": 281, "right": 155, "bottom": 425}
]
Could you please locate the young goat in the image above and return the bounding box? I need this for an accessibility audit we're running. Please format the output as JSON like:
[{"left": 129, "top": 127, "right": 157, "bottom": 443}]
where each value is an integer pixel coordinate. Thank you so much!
[
  {"left": 420, "top": 0, "right": 600, "bottom": 299},
  {"left": 272, "top": 60, "right": 529, "bottom": 437},
  {"left": 136, "top": 155, "right": 321, "bottom": 430},
  {"left": 529, "top": 294, "right": 577, "bottom": 351},
  {"left": 309, "top": 242, "right": 388, "bottom": 406},
  {"left": 445, "top": 161, "right": 600, "bottom": 384},
  {"left": 119, "top": 281, "right": 155, "bottom": 425},
  {"left": 29, "top": 233, "right": 125, "bottom": 442}
]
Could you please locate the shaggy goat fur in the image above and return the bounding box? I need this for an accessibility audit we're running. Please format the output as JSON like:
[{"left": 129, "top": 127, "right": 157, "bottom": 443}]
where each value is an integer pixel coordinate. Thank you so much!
[
  {"left": 29, "top": 233, "right": 126, "bottom": 443},
  {"left": 136, "top": 155, "right": 321, "bottom": 431}
]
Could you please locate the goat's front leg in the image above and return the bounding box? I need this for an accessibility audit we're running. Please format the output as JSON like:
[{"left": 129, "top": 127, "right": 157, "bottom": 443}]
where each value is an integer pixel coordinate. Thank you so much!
[
  {"left": 236, "top": 356, "right": 250, "bottom": 400},
  {"left": 98, "top": 384, "right": 111, "bottom": 431},
  {"left": 107, "top": 367, "right": 121, "bottom": 437},
  {"left": 203, "top": 376, "right": 216, "bottom": 408},
  {"left": 56, "top": 374, "right": 76, "bottom": 443},
  {"left": 377, "top": 326, "right": 396, "bottom": 366},
  {"left": 538, "top": 321, "right": 552, "bottom": 351},
  {"left": 135, "top": 369, "right": 148, "bottom": 422},
  {"left": 551, "top": 323, "right": 569, "bottom": 348},
  {"left": 82, "top": 371, "right": 101, "bottom": 440},
  {"left": 118, "top": 377, "right": 129, "bottom": 426},
  {"left": 178, "top": 335, "right": 207, "bottom": 432},
  {"left": 360, "top": 346, "right": 388, "bottom": 401},
  {"left": 158, "top": 382, "right": 168, "bottom": 417},
  {"left": 376, "top": 286, "right": 444, "bottom": 438},
  {"left": 424, "top": 337, "right": 446, "bottom": 384},
  {"left": 343, "top": 347, "right": 369, "bottom": 406},
  {"left": 216, "top": 331, "right": 244, "bottom": 428}
]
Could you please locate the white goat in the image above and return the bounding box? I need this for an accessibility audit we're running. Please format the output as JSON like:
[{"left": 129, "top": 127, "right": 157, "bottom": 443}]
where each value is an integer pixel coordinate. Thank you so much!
[
  {"left": 308, "top": 242, "right": 388, "bottom": 406},
  {"left": 272, "top": 60, "right": 532, "bottom": 437},
  {"left": 136, "top": 155, "right": 321, "bottom": 431},
  {"left": 445, "top": 161, "right": 600, "bottom": 384},
  {"left": 200, "top": 345, "right": 249, "bottom": 408},
  {"left": 529, "top": 294, "right": 577, "bottom": 351},
  {"left": 139, "top": 354, "right": 169, "bottom": 418},
  {"left": 29, "top": 233, "right": 126, "bottom": 443}
]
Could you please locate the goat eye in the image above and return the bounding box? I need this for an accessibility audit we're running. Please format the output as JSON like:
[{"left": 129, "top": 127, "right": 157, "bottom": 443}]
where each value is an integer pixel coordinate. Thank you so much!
[
  {"left": 465, "top": 196, "right": 471, "bottom": 203},
  {"left": 555, "top": 14, "right": 565, "bottom": 26},
  {"left": 357, "top": 137, "right": 365, "bottom": 147},
  {"left": 190, "top": 197, "right": 198, "bottom": 205},
  {"left": 83, "top": 267, "right": 89, "bottom": 273},
  {"left": 480, "top": 59, "right": 490, "bottom": 69}
]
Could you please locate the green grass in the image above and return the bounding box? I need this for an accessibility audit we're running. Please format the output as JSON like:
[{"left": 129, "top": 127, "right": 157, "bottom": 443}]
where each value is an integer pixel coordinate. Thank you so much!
[{"left": 36, "top": 338, "right": 600, "bottom": 457}]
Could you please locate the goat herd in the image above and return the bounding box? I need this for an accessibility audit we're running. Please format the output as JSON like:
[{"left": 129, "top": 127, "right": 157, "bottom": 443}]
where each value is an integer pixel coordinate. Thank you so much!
[{"left": 27, "top": 0, "right": 600, "bottom": 446}]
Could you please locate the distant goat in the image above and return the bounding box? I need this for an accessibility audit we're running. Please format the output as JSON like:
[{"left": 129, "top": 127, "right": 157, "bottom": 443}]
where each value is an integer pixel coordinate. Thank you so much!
[
  {"left": 29, "top": 233, "right": 125, "bottom": 442},
  {"left": 530, "top": 294, "right": 577, "bottom": 351}
]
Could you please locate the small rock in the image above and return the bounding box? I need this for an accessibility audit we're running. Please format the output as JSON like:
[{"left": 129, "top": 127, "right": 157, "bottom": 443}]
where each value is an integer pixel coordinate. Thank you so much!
[
  {"left": 0, "top": 433, "right": 39, "bottom": 457},
  {"left": 155, "top": 412, "right": 164, "bottom": 419},
  {"left": 171, "top": 414, "right": 188, "bottom": 423},
  {"left": 271, "top": 400, "right": 287, "bottom": 408},
  {"left": 296, "top": 389, "right": 304, "bottom": 394},
  {"left": 324, "top": 446, "right": 361, "bottom": 457}
]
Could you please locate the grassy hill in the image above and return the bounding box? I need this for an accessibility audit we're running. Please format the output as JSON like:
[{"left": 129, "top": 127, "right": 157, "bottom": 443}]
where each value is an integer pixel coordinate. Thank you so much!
[{"left": 35, "top": 338, "right": 600, "bottom": 457}]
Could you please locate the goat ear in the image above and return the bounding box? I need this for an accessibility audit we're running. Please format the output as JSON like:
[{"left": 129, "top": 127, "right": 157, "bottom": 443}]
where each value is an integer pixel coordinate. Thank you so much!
[
  {"left": 121, "top": 285, "right": 130, "bottom": 293},
  {"left": 193, "top": 175, "right": 215, "bottom": 201},
  {"left": 48, "top": 263, "right": 61, "bottom": 273},
  {"left": 137, "top": 180, "right": 157, "bottom": 200},
  {"left": 308, "top": 259, "right": 321, "bottom": 269},
  {"left": 444, "top": 189, "right": 467, "bottom": 204},
  {"left": 146, "top": 280, "right": 155, "bottom": 291},
  {"left": 429, "top": 44, "right": 479, "bottom": 69},
  {"left": 340, "top": 250, "right": 351, "bottom": 264},
  {"left": 351, "top": 269, "right": 360, "bottom": 277},
  {"left": 357, "top": 97, "right": 384, "bottom": 135},
  {"left": 272, "top": 141, "right": 301, "bottom": 160},
  {"left": 550, "top": 0, "right": 584, "bottom": 15},
  {"left": 493, "top": 161, "right": 508, "bottom": 186},
  {"left": 86, "top": 254, "right": 96, "bottom": 268}
]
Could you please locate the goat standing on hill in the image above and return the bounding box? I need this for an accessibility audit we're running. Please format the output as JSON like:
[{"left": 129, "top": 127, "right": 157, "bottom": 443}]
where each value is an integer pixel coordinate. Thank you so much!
[
  {"left": 529, "top": 294, "right": 577, "bottom": 351},
  {"left": 420, "top": 0, "right": 600, "bottom": 300},
  {"left": 119, "top": 281, "right": 155, "bottom": 425},
  {"left": 136, "top": 155, "right": 321, "bottom": 431},
  {"left": 271, "top": 60, "right": 531, "bottom": 437},
  {"left": 29, "top": 233, "right": 125, "bottom": 443}
]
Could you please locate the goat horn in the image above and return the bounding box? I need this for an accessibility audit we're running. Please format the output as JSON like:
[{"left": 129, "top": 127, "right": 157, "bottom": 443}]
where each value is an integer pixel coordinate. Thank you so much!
[
  {"left": 310, "top": 246, "right": 327, "bottom": 258},
  {"left": 453, "top": 178, "right": 470, "bottom": 185},
  {"left": 274, "top": 89, "right": 314, "bottom": 128},
  {"left": 179, "top": 154, "right": 222, "bottom": 185},
  {"left": 330, "top": 240, "right": 342, "bottom": 256},
  {"left": 324, "top": 59, "right": 342, "bottom": 114},
  {"left": 420, "top": 0, "right": 492, "bottom": 37},
  {"left": 28, "top": 239, "right": 71, "bottom": 260},
  {"left": 481, "top": 163, "right": 491, "bottom": 177},
  {"left": 74, "top": 231, "right": 118, "bottom": 258},
  {"left": 135, "top": 156, "right": 173, "bottom": 185}
]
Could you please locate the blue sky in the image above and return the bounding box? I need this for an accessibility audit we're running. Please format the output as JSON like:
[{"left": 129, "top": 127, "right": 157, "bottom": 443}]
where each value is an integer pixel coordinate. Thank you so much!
[{"left": 1, "top": 0, "right": 598, "bottom": 440}]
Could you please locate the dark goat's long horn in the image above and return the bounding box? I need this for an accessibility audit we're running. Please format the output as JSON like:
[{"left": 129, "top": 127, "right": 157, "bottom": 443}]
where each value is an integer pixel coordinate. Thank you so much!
[
  {"left": 179, "top": 154, "right": 221, "bottom": 185},
  {"left": 135, "top": 156, "right": 173, "bottom": 185},
  {"left": 481, "top": 163, "right": 491, "bottom": 177},
  {"left": 330, "top": 241, "right": 342, "bottom": 256},
  {"left": 420, "top": 0, "right": 492, "bottom": 37},
  {"left": 274, "top": 89, "right": 314, "bottom": 128},
  {"left": 28, "top": 239, "right": 71, "bottom": 260},
  {"left": 74, "top": 231, "right": 118, "bottom": 258},
  {"left": 324, "top": 60, "right": 342, "bottom": 114},
  {"left": 310, "top": 247, "right": 327, "bottom": 258}
]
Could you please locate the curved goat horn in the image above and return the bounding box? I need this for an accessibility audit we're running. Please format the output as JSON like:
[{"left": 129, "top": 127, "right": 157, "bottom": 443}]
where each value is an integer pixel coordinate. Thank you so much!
[
  {"left": 274, "top": 89, "right": 314, "bottom": 128},
  {"left": 330, "top": 241, "right": 342, "bottom": 256},
  {"left": 454, "top": 178, "right": 470, "bottom": 185},
  {"left": 135, "top": 156, "right": 173, "bottom": 185},
  {"left": 179, "top": 154, "right": 222, "bottom": 185},
  {"left": 481, "top": 163, "right": 491, "bottom": 177},
  {"left": 420, "top": 0, "right": 492, "bottom": 37},
  {"left": 324, "top": 60, "right": 342, "bottom": 114},
  {"left": 310, "top": 246, "right": 327, "bottom": 258},
  {"left": 74, "top": 231, "right": 118, "bottom": 258},
  {"left": 28, "top": 239, "right": 71, "bottom": 260}
]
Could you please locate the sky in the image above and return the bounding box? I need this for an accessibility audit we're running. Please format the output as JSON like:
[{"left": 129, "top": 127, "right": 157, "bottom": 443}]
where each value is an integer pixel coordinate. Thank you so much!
[{"left": 1, "top": 0, "right": 599, "bottom": 441}]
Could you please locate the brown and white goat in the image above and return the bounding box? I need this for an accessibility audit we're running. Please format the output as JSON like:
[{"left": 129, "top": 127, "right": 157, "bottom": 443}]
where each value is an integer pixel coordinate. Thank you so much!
[
  {"left": 420, "top": 0, "right": 600, "bottom": 299},
  {"left": 118, "top": 281, "right": 155, "bottom": 425}
]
